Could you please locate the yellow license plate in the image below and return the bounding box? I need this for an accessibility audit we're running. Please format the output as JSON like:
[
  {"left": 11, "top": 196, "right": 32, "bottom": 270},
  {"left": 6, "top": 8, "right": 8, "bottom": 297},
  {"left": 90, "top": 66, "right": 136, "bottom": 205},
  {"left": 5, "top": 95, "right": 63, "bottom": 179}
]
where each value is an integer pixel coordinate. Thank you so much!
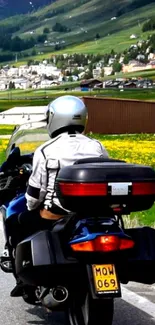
[{"left": 92, "top": 264, "right": 119, "bottom": 293}]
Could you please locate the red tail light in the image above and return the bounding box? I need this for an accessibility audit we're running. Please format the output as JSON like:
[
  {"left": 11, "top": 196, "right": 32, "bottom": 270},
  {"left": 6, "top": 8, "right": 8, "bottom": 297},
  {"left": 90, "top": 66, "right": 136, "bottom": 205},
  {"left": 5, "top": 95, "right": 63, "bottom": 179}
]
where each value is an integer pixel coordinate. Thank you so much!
[
  {"left": 59, "top": 182, "right": 108, "bottom": 196},
  {"left": 132, "top": 182, "right": 155, "bottom": 195},
  {"left": 71, "top": 235, "right": 135, "bottom": 252},
  {"left": 59, "top": 182, "right": 155, "bottom": 197}
]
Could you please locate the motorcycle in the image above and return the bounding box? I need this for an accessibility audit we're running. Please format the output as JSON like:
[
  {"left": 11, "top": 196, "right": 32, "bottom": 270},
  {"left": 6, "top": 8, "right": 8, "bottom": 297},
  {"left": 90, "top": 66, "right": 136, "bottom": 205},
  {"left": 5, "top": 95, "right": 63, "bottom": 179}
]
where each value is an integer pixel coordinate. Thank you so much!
[{"left": 1, "top": 123, "right": 155, "bottom": 325}]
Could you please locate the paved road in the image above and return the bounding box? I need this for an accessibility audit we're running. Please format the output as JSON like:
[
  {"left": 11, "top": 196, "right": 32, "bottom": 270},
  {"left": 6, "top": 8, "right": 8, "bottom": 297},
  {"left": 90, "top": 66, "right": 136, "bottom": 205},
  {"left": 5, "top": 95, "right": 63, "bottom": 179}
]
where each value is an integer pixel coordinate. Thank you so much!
[{"left": 0, "top": 222, "right": 155, "bottom": 325}]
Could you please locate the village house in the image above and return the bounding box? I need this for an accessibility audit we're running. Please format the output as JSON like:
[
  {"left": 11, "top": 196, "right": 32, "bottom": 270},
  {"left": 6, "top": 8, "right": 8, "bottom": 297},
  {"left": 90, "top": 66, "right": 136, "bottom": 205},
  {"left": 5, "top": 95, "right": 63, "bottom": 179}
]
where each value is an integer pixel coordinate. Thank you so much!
[
  {"left": 80, "top": 79, "right": 102, "bottom": 90},
  {"left": 78, "top": 71, "right": 85, "bottom": 79},
  {"left": 31, "top": 77, "right": 42, "bottom": 89},
  {"left": 136, "top": 54, "right": 145, "bottom": 61},
  {"left": 104, "top": 66, "right": 113, "bottom": 76},
  {"left": 148, "top": 53, "right": 155, "bottom": 60},
  {"left": 18, "top": 65, "right": 30, "bottom": 77},
  {"left": 129, "top": 44, "right": 138, "bottom": 50},
  {"left": 119, "top": 56, "right": 124, "bottom": 64},
  {"left": 130, "top": 34, "right": 137, "bottom": 39},
  {"left": 148, "top": 61, "right": 155, "bottom": 69},
  {"left": 96, "top": 61, "right": 104, "bottom": 68},
  {"left": 108, "top": 58, "right": 116, "bottom": 65},
  {"left": 146, "top": 46, "right": 151, "bottom": 54},
  {"left": 7, "top": 67, "right": 19, "bottom": 77},
  {"left": 122, "top": 60, "right": 145, "bottom": 73},
  {"left": 0, "top": 69, "right": 8, "bottom": 77},
  {"left": 0, "top": 79, "right": 9, "bottom": 90},
  {"left": 93, "top": 68, "right": 102, "bottom": 78},
  {"left": 13, "top": 78, "right": 30, "bottom": 89},
  {"left": 30, "top": 64, "right": 62, "bottom": 79},
  {"left": 137, "top": 40, "right": 145, "bottom": 47},
  {"left": 37, "top": 79, "right": 60, "bottom": 89}
]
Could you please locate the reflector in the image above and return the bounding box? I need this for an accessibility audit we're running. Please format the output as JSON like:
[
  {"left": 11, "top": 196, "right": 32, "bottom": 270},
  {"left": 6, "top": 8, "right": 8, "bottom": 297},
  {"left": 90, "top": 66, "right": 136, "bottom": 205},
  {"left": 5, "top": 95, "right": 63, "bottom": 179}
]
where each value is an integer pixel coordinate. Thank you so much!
[{"left": 132, "top": 182, "right": 155, "bottom": 195}]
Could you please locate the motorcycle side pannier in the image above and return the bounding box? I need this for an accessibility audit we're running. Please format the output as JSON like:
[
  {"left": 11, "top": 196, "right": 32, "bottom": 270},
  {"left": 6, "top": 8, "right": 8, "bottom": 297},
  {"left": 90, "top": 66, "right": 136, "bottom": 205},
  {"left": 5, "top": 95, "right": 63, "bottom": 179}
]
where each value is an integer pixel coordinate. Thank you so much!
[
  {"left": 15, "top": 229, "right": 80, "bottom": 286},
  {"left": 55, "top": 160, "right": 155, "bottom": 214}
]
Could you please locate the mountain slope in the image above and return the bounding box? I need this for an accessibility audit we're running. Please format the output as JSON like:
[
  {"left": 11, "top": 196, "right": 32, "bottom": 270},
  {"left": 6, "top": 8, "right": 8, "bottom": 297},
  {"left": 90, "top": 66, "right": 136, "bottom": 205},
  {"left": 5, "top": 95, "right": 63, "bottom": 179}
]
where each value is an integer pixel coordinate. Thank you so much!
[
  {"left": 0, "top": 0, "right": 54, "bottom": 18},
  {"left": 19, "top": 0, "right": 155, "bottom": 47},
  {"left": 0, "top": 0, "right": 155, "bottom": 60}
]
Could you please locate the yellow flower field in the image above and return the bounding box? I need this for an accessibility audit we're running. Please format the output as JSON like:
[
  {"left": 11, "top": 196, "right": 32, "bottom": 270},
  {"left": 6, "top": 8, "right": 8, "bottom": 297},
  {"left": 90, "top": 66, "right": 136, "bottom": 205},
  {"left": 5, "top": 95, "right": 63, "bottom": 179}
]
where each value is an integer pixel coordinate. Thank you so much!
[
  {"left": 19, "top": 141, "right": 45, "bottom": 153},
  {"left": 101, "top": 139, "right": 155, "bottom": 168},
  {"left": 0, "top": 139, "right": 9, "bottom": 151},
  {"left": 0, "top": 139, "right": 9, "bottom": 163},
  {"left": 1, "top": 137, "right": 155, "bottom": 168}
]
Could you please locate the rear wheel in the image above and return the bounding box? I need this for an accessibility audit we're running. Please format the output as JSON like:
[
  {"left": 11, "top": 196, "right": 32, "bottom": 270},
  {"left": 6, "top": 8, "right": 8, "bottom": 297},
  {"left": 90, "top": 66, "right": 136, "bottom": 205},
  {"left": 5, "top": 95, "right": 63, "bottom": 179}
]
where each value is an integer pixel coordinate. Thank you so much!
[{"left": 66, "top": 293, "right": 114, "bottom": 325}]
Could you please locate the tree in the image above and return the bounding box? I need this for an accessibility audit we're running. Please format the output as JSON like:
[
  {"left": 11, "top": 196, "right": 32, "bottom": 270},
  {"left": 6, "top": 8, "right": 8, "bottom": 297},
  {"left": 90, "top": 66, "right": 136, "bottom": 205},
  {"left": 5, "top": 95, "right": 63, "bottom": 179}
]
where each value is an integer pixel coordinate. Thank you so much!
[
  {"left": 52, "top": 22, "right": 70, "bottom": 33},
  {"left": 68, "top": 76, "right": 73, "bottom": 82},
  {"left": 103, "top": 53, "right": 110, "bottom": 65},
  {"left": 112, "top": 62, "right": 122, "bottom": 73},
  {"left": 56, "top": 60, "right": 65, "bottom": 69},
  {"left": 83, "top": 70, "right": 93, "bottom": 79},
  {"left": 43, "top": 27, "right": 50, "bottom": 34},
  {"left": 2, "top": 37, "right": 12, "bottom": 51},
  {"left": 101, "top": 69, "right": 104, "bottom": 78},
  {"left": 111, "top": 49, "right": 115, "bottom": 57},
  {"left": 88, "top": 62, "right": 94, "bottom": 72},
  {"left": 27, "top": 59, "right": 34, "bottom": 66},
  {"left": 11, "top": 36, "right": 24, "bottom": 52},
  {"left": 65, "top": 70, "right": 71, "bottom": 76},
  {"left": 31, "top": 48, "right": 37, "bottom": 56},
  {"left": 142, "top": 17, "right": 155, "bottom": 32},
  {"left": 54, "top": 44, "right": 62, "bottom": 51},
  {"left": 123, "top": 55, "right": 130, "bottom": 64},
  {"left": 37, "top": 34, "right": 47, "bottom": 43},
  {"left": 95, "top": 33, "right": 100, "bottom": 39},
  {"left": 9, "top": 81, "right": 15, "bottom": 89},
  {"left": 32, "top": 71, "right": 38, "bottom": 75},
  {"left": 72, "top": 68, "right": 79, "bottom": 76},
  {"left": 149, "top": 33, "right": 155, "bottom": 48}
]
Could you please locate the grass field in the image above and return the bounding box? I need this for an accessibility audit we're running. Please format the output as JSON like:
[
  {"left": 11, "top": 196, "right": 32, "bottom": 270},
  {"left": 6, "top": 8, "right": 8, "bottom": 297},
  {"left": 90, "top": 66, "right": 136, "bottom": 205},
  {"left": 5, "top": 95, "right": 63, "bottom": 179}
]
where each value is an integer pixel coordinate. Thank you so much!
[
  {"left": 1, "top": 88, "right": 155, "bottom": 108},
  {"left": 0, "top": 125, "right": 14, "bottom": 134},
  {"left": 0, "top": 129, "right": 155, "bottom": 226},
  {"left": 0, "top": 98, "right": 51, "bottom": 112}
]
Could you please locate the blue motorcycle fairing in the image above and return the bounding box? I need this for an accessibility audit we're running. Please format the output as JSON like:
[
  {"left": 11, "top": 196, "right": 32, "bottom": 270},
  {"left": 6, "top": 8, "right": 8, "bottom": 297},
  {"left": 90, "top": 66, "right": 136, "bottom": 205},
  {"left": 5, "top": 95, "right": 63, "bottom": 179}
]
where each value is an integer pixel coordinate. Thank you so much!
[
  {"left": 69, "top": 219, "right": 132, "bottom": 246},
  {"left": 6, "top": 193, "right": 27, "bottom": 219}
]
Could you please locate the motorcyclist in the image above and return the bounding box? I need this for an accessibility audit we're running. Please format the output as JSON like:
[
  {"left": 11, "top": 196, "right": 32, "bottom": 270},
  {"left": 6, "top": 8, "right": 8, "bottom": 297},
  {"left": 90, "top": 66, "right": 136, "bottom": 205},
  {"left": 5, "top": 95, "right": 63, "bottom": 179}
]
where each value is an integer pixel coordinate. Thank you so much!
[
  {"left": 25, "top": 95, "right": 109, "bottom": 218},
  {"left": 1, "top": 95, "right": 109, "bottom": 298}
]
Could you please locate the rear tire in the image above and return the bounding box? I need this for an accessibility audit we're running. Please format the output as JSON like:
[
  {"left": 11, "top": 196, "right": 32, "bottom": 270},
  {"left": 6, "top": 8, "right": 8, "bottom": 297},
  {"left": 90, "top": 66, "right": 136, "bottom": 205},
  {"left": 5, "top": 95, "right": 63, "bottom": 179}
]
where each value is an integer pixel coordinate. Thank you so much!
[{"left": 66, "top": 293, "right": 114, "bottom": 325}]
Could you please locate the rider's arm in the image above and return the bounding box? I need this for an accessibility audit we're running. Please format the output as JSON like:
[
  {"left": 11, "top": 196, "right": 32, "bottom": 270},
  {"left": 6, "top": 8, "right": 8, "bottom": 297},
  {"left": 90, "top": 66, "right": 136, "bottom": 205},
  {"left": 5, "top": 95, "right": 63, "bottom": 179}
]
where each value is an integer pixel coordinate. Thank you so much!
[
  {"left": 96, "top": 140, "right": 109, "bottom": 158},
  {"left": 25, "top": 148, "right": 47, "bottom": 211},
  {"left": 100, "top": 144, "right": 109, "bottom": 157}
]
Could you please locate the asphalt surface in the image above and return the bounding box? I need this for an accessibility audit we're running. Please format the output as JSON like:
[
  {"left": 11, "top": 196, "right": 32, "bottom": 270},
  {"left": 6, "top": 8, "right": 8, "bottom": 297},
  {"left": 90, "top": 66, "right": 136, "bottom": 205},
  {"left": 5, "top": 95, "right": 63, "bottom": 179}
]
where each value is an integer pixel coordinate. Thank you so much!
[{"left": 1, "top": 223, "right": 155, "bottom": 325}]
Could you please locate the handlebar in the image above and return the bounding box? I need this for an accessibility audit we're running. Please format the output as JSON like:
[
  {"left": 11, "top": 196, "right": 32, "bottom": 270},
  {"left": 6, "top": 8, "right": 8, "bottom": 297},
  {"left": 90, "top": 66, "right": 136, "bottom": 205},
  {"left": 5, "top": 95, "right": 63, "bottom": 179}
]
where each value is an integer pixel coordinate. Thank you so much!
[
  {"left": 0, "top": 168, "right": 19, "bottom": 177},
  {"left": 0, "top": 164, "right": 32, "bottom": 178}
]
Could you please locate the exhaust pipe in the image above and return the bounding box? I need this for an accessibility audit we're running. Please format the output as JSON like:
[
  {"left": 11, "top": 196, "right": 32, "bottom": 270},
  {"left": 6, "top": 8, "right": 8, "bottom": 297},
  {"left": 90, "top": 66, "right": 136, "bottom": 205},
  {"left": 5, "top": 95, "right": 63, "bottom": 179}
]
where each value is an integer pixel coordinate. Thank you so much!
[
  {"left": 41, "top": 286, "right": 68, "bottom": 310},
  {"left": 52, "top": 286, "right": 68, "bottom": 302}
]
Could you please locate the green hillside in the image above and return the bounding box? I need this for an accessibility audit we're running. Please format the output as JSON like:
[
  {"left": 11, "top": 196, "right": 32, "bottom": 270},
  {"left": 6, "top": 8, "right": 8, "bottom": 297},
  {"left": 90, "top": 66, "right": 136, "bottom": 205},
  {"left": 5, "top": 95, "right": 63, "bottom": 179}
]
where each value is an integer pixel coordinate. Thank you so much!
[{"left": 0, "top": 0, "right": 155, "bottom": 61}]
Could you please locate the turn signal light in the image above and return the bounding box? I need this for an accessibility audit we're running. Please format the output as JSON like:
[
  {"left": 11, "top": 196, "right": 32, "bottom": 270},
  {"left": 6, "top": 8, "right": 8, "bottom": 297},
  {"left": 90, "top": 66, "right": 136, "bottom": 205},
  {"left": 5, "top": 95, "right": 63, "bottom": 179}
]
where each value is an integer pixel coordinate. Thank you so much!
[{"left": 71, "top": 235, "right": 135, "bottom": 252}]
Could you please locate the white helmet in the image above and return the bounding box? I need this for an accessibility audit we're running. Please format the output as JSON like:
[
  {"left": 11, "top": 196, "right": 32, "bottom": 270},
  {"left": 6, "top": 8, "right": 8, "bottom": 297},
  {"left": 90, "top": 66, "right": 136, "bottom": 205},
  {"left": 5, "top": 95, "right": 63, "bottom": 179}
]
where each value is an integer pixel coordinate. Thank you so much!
[{"left": 45, "top": 95, "right": 88, "bottom": 138}]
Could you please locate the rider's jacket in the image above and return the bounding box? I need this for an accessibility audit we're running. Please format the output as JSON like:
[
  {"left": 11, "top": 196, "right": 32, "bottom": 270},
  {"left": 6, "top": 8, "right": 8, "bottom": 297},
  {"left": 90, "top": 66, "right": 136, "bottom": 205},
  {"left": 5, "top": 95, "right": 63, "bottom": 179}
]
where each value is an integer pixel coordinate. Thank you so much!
[{"left": 25, "top": 132, "right": 109, "bottom": 212}]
